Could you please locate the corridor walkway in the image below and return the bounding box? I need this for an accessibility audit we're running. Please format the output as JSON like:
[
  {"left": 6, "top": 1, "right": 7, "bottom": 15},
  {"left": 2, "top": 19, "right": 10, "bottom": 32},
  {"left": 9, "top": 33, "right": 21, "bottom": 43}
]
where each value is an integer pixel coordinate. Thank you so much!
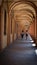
[{"left": 0, "top": 34, "right": 37, "bottom": 65}]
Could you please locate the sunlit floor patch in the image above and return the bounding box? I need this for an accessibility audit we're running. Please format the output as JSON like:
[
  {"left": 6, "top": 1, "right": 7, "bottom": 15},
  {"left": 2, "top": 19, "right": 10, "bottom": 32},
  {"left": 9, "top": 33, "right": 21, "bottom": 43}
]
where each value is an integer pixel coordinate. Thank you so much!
[
  {"left": 32, "top": 43, "right": 36, "bottom": 47},
  {"left": 35, "top": 49, "right": 37, "bottom": 55}
]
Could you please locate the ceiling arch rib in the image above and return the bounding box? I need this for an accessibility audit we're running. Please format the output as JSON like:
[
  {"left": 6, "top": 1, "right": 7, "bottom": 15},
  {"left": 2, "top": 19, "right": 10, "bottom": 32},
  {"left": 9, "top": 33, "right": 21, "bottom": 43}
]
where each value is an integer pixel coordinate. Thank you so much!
[
  {"left": 15, "top": 15, "right": 33, "bottom": 22},
  {"left": 9, "top": 1, "right": 36, "bottom": 12},
  {"left": 14, "top": 10, "right": 33, "bottom": 21},
  {"left": 14, "top": 10, "right": 33, "bottom": 16},
  {"left": 14, "top": 10, "right": 33, "bottom": 18},
  {"left": 9, "top": 2, "right": 36, "bottom": 17},
  {"left": 9, "top": 1, "right": 36, "bottom": 31},
  {"left": 13, "top": 5, "right": 36, "bottom": 17},
  {"left": 14, "top": 10, "right": 34, "bottom": 26}
]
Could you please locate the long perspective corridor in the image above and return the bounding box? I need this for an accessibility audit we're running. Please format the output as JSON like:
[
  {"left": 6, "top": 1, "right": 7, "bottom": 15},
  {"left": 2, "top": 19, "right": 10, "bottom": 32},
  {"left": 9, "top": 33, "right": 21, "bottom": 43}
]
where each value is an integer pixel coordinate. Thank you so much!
[
  {"left": 0, "top": 0, "right": 37, "bottom": 65},
  {"left": 0, "top": 34, "right": 37, "bottom": 65}
]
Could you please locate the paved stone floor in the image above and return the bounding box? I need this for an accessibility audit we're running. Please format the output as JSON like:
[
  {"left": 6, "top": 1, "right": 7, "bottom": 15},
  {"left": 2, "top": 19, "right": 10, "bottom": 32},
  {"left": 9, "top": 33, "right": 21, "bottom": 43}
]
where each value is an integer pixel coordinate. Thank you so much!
[{"left": 0, "top": 35, "right": 37, "bottom": 65}]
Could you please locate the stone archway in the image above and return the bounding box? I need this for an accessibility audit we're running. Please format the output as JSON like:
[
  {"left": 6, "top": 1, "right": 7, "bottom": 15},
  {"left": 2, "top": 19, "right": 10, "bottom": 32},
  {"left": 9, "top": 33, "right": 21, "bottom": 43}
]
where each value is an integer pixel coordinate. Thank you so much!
[{"left": 7, "top": 1, "right": 36, "bottom": 45}]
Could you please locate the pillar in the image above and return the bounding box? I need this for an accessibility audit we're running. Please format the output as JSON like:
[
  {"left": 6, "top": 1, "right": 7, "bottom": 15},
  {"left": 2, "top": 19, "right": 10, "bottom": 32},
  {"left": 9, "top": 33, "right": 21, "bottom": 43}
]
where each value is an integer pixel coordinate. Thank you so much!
[
  {"left": 7, "top": 13, "right": 11, "bottom": 46},
  {"left": 0, "top": 6, "right": 1, "bottom": 50},
  {"left": 12, "top": 19, "right": 15, "bottom": 42},
  {"left": 36, "top": 15, "right": 37, "bottom": 46},
  {"left": 1, "top": 7, "right": 5, "bottom": 49},
  {"left": 16, "top": 23, "right": 18, "bottom": 39}
]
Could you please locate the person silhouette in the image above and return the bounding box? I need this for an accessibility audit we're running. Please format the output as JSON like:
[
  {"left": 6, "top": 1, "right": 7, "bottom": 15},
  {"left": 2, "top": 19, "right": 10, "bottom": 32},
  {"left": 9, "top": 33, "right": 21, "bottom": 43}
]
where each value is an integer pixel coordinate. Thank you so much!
[{"left": 21, "top": 30, "right": 24, "bottom": 38}]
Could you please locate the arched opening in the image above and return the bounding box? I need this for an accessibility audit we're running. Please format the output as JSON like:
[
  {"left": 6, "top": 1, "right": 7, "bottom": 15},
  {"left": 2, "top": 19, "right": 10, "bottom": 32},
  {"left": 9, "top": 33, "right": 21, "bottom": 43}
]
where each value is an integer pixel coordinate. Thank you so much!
[{"left": 7, "top": 1, "right": 36, "bottom": 44}]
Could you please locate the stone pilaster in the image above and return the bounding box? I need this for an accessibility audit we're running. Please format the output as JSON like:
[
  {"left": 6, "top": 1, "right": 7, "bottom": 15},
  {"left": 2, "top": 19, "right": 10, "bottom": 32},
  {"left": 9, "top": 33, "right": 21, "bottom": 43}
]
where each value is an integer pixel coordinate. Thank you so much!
[
  {"left": 7, "top": 13, "right": 11, "bottom": 46},
  {"left": 0, "top": 6, "right": 1, "bottom": 51}
]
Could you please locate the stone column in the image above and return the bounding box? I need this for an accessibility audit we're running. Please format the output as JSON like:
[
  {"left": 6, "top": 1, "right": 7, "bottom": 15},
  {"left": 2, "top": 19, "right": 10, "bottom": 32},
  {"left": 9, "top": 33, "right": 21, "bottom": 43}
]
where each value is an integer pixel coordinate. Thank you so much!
[
  {"left": 7, "top": 13, "right": 11, "bottom": 46},
  {"left": 0, "top": 6, "right": 1, "bottom": 51},
  {"left": 1, "top": 7, "right": 4, "bottom": 49},
  {"left": 36, "top": 15, "right": 37, "bottom": 46},
  {"left": 16, "top": 23, "right": 18, "bottom": 39},
  {"left": 12, "top": 19, "right": 15, "bottom": 42},
  {"left": 35, "top": 17, "right": 36, "bottom": 38}
]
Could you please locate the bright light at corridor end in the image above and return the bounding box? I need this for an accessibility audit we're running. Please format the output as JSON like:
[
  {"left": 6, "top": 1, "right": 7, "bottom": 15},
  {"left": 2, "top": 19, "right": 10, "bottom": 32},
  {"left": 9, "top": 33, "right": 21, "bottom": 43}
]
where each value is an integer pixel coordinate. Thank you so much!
[{"left": 32, "top": 43, "right": 36, "bottom": 47}]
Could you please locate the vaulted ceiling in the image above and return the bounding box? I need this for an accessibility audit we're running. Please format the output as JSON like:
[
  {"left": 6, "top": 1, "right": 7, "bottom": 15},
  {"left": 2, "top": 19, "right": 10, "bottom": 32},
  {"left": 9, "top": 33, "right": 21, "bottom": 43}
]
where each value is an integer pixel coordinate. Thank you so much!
[
  {"left": 0, "top": 0, "right": 37, "bottom": 31},
  {"left": 9, "top": 1, "right": 36, "bottom": 31},
  {"left": 0, "top": 0, "right": 37, "bottom": 6}
]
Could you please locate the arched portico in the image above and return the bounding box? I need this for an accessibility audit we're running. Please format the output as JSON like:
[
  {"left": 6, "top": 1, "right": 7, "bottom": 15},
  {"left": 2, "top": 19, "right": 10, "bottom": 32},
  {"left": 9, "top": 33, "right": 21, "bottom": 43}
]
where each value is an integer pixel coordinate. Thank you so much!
[{"left": 7, "top": 1, "right": 36, "bottom": 45}]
